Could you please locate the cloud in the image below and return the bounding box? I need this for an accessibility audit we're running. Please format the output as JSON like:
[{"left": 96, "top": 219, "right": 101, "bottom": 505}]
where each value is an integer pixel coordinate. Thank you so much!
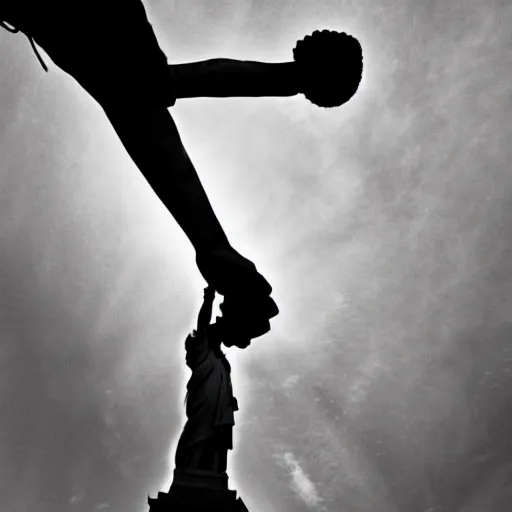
[
  {"left": 282, "top": 374, "right": 300, "bottom": 389},
  {"left": 278, "top": 451, "right": 325, "bottom": 510}
]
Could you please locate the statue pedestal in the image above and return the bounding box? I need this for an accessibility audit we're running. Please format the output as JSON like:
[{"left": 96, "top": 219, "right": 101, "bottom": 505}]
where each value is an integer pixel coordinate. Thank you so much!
[{"left": 148, "top": 469, "right": 249, "bottom": 512}]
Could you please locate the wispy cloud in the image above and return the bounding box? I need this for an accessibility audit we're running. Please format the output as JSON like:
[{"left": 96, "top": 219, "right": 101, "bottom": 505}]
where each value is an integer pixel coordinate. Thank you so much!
[
  {"left": 282, "top": 374, "right": 300, "bottom": 389},
  {"left": 278, "top": 451, "right": 325, "bottom": 510}
]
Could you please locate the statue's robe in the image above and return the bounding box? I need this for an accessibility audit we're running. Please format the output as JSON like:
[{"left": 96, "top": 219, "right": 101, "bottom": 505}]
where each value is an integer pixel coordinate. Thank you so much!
[{"left": 174, "top": 330, "right": 239, "bottom": 472}]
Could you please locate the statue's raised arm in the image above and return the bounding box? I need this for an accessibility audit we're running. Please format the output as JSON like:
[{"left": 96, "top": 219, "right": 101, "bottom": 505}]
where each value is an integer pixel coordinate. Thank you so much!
[{"left": 197, "top": 286, "right": 215, "bottom": 334}]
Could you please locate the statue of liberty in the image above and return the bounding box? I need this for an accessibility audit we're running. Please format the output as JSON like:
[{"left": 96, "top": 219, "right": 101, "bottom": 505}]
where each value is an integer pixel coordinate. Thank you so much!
[{"left": 149, "top": 286, "right": 249, "bottom": 509}]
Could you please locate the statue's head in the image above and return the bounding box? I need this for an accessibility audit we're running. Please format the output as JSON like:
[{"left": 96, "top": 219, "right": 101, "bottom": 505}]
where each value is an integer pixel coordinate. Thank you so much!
[{"left": 206, "top": 321, "right": 225, "bottom": 357}]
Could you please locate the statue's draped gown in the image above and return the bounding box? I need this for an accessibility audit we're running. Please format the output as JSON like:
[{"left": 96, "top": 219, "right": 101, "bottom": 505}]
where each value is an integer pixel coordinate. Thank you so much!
[{"left": 175, "top": 331, "right": 239, "bottom": 472}]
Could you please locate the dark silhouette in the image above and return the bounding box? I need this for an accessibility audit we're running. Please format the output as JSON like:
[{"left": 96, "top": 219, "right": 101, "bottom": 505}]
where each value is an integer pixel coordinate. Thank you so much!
[
  {"left": 148, "top": 286, "right": 249, "bottom": 511},
  {"left": 171, "top": 29, "right": 363, "bottom": 108},
  {"left": 175, "top": 287, "right": 238, "bottom": 475},
  {"left": 0, "top": 1, "right": 363, "bottom": 348}
]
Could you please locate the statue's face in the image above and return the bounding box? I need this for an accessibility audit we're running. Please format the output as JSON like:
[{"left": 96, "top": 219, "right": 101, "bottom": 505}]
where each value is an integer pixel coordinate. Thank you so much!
[{"left": 207, "top": 329, "right": 222, "bottom": 352}]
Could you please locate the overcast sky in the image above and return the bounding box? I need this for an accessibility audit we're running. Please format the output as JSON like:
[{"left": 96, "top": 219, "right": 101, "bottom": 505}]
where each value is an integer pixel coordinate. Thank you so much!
[{"left": 1, "top": 1, "right": 512, "bottom": 511}]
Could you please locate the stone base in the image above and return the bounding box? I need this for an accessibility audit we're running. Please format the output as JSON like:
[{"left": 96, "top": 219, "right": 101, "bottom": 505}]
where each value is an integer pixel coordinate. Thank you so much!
[{"left": 148, "top": 469, "right": 249, "bottom": 512}]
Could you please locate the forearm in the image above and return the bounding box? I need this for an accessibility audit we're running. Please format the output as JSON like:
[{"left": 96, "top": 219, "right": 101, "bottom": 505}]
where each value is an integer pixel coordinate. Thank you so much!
[
  {"left": 101, "top": 104, "right": 231, "bottom": 255},
  {"left": 197, "top": 287, "right": 215, "bottom": 331},
  {"left": 171, "top": 59, "right": 300, "bottom": 99}
]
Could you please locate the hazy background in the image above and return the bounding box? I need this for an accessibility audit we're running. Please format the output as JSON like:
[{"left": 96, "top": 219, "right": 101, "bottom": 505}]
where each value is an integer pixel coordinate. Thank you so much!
[{"left": 1, "top": 0, "right": 512, "bottom": 511}]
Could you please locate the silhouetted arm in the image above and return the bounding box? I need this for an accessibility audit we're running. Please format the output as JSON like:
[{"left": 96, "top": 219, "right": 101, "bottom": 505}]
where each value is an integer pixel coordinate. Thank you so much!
[
  {"left": 197, "top": 286, "right": 215, "bottom": 333},
  {"left": 184, "top": 287, "right": 216, "bottom": 369},
  {"left": 170, "top": 59, "right": 300, "bottom": 99}
]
